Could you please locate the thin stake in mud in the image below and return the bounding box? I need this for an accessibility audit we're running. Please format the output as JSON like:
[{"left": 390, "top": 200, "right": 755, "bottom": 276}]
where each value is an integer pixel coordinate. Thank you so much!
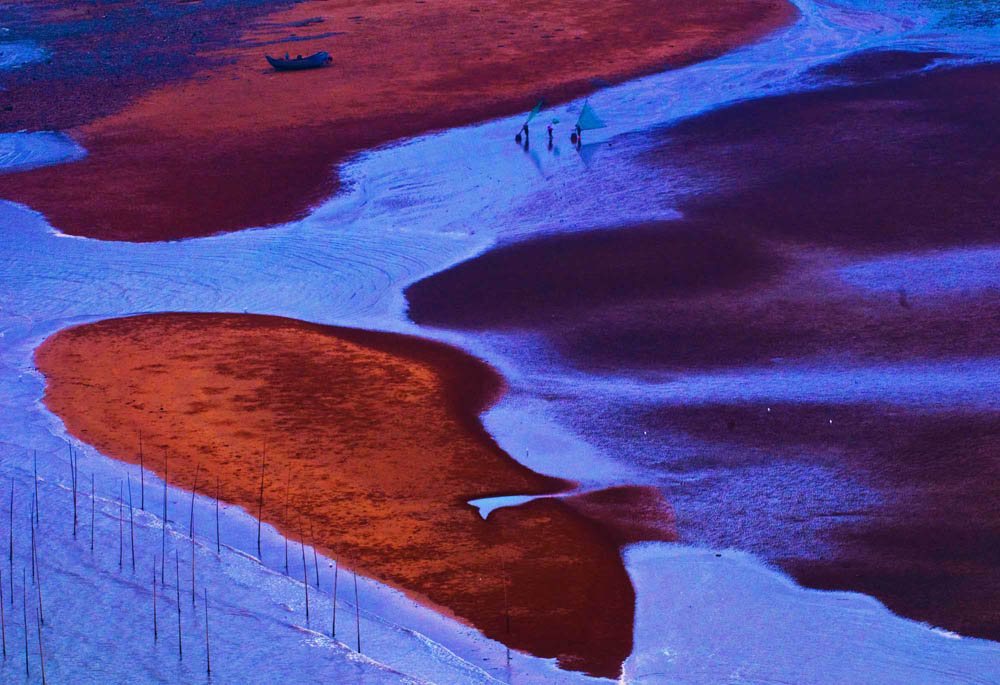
[
  {"left": 162, "top": 451, "right": 168, "bottom": 584},
  {"left": 283, "top": 466, "right": 290, "bottom": 575},
  {"left": 331, "top": 559, "right": 338, "bottom": 638},
  {"left": 118, "top": 481, "right": 124, "bottom": 568},
  {"left": 152, "top": 557, "right": 158, "bottom": 643},
  {"left": 29, "top": 502, "right": 35, "bottom": 584},
  {"left": 7, "top": 480, "right": 11, "bottom": 607},
  {"left": 190, "top": 463, "right": 199, "bottom": 539},
  {"left": 70, "top": 447, "right": 77, "bottom": 538},
  {"left": 32, "top": 513, "right": 42, "bottom": 626},
  {"left": 354, "top": 566, "right": 361, "bottom": 653},
  {"left": 0, "top": 567, "right": 6, "bottom": 660},
  {"left": 215, "top": 476, "right": 220, "bottom": 554},
  {"left": 256, "top": 446, "right": 266, "bottom": 559},
  {"left": 175, "top": 550, "right": 182, "bottom": 661},
  {"left": 298, "top": 512, "right": 309, "bottom": 624},
  {"left": 90, "top": 473, "right": 95, "bottom": 552},
  {"left": 309, "top": 520, "right": 319, "bottom": 587},
  {"left": 128, "top": 476, "right": 136, "bottom": 572},
  {"left": 36, "top": 606, "right": 45, "bottom": 685},
  {"left": 204, "top": 588, "right": 210, "bottom": 677},
  {"left": 33, "top": 450, "right": 39, "bottom": 525},
  {"left": 189, "top": 464, "right": 199, "bottom": 607},
  {"left": 21, "top": 568, "right": 27, "bottom": 677},
  {"left": 139, "top": 429, "right": 145, "bottom": 510},
  {"left": 7, "top": 480, "right": 11, "bottom": 606}
]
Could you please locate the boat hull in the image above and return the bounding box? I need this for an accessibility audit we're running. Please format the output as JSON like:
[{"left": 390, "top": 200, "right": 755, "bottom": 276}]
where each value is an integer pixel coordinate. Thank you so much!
[{"left": 266, "top": 52, "right": 330, "bottom": 71}]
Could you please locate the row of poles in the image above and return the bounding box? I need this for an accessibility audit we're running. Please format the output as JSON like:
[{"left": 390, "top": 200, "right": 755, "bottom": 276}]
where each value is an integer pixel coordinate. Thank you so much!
[
  {"left": 3, "top": 437, "right": 370, "bottom": 680},
  {"left": 0, "top": 485, "right": 47, "bottom": 682},
  {"left": 253, "top": 443, "right": 362, "bottom": 650}
]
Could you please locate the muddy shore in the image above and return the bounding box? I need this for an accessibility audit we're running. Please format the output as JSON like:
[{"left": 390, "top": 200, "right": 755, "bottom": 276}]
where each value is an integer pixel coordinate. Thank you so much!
[{"left": 405, "top": 57, "right": 1000, "bottom": 642}]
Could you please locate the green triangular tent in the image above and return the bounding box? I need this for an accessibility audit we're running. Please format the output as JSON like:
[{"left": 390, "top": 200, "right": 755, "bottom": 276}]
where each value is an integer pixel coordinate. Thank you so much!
[
  {"left": 576, "top": 101, "right": 606, "bottom": 131},
  {"left": 524, "top": 99, "right": 544, "bottom": 125}
]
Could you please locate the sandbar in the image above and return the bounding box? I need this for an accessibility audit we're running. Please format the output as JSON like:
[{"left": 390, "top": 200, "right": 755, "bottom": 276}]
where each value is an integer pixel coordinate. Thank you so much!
[{"left": 35, "top": 312, "right": 676, "bottom": 678}]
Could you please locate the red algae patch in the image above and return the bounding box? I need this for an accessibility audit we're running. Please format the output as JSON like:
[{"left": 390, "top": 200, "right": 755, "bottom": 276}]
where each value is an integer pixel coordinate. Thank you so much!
[
  {"left": 0, "top": 0, "right": 796, "bottom": 241},
  {"left": 35, "top": 312, "right": 653, "bottom": 677}
]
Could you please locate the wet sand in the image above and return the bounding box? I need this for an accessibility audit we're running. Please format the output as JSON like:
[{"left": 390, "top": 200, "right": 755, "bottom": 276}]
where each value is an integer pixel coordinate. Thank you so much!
[
  {"left": 406, "top": 58, "right": 1000, "bottom": 641},
  {"left": 0, "top": 0, "right": 795, "bottom": 241},
  {"left": 35, "top": 313, "right": 676, "bottom": 678},
  {"left": 643, "top": 402, "right": 1000, "bottom": 643}
]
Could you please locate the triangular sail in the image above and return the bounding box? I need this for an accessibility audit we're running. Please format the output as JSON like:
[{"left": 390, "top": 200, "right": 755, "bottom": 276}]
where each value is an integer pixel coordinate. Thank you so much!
[
  {"left": 576, "top": 101, "right": 606, "bottom": 131},
  {"left": 524, "top": 99, "right": 544, "bottom": 125}
]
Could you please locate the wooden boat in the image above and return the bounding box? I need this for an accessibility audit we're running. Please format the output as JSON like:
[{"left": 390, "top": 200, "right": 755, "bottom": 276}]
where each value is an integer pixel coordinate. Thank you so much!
[{"left": 265, "top": 52, "right": 331, "bottom": 71}]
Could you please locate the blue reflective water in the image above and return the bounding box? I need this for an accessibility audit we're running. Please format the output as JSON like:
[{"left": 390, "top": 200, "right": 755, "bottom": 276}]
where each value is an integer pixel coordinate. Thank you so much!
[{"left": 3, "top": 0, "right": 1000, "bottom": 680}]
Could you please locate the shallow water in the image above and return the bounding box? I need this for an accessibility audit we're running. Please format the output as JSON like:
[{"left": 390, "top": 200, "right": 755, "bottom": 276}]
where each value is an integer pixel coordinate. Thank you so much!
[
  {"left": 3, "top": 0, "right": 1000, "bottom": 680},
  {"left": 0, "top": 131, "right": 85, "bottom": 174},
  {"left": 0, "top": 39, "right": 44, "bottom": 72}
]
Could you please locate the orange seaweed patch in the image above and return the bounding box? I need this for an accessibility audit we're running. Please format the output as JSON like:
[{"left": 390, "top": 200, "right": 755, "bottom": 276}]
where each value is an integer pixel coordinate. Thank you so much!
[
  {"left": 34, "top": 312, "right": 668, "bottom": 677},
  {"left": 0, "top": 0, "right": 796, "bottom": 241}
]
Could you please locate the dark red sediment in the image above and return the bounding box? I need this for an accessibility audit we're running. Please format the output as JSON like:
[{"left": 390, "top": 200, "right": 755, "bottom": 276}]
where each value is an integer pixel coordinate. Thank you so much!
[
  {"left": 406, "top": 222, "right": 785, "bottom": 332},
  {"left": 405, "top": 57, "right": 1000, "bottom": 641}
]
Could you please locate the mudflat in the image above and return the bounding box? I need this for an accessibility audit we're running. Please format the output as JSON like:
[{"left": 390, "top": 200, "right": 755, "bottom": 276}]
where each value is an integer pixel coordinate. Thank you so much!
[
  {"left": 35, "top": 312, "right": 676, "bottom": 678},
  {"left": 405, "top": 59, "right": 1000, "bottom": 642},
  {"left": 0, "top": 0, "right": 796, "bottom": 241}
]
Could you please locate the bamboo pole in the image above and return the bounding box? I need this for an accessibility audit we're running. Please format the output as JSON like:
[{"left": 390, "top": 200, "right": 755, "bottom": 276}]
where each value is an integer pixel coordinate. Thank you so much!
[
  {"left": 90, "top": 473, "right": 95, "bottom": 552},
  {"left": 128, "top": 476, "right": 136, "bottom": 572},
  {"left": 204, "top": 588, "right": 210, "bottom": 677},
  {"left": 6, "top": 480, "right": 11, "bottom": 606},
  {"left": 175, "top": 550, "right": 182, "bottom": 661},
  {"left": 309, "top": 521, "right": 319, "bottom": 587},
  {"left": 0, "top": 567, "right": 6, "bottom": 660},
  {"left": 215, "top": 476, "right": 220, "bottom": 554},
  {"left": 190, "top": 463, "right": 199, "bottom": 540},
  {"left": 299, "top": 512, "right": 309, "bottom": 625},
  {"left": 162, "top": 452, "right": 168, "bottom": 584},
  {"left": 153, "top": 557, "right": 158, "bottom": 643},
  {"left": 71, "top": 448, "right": 77, "bottom": 538},
  {"left": 33, "top": 450, "right": 39, "bottom": 526},
  {"left": 118, "top": 482, "right": 123, "bottom": 568},
  {"left": 33, "top": 515, "right": 42, "bottom": 626},
  {"left": 283, "top": 466, "right": 290, "bottom": 575},
  {"left": 36, "top": 606, "right": 45, "bottom": 685},
  {"left": 256, "top": 447, "right": 266, "bottom": 559},
  {"left": 139, "top": 429, "right": 145, "bottom": 510},
  {"left": 191, "top": 535, "right": 196, "bottom": 607},
  {"left": 331, "top": 559, "right": 338, "bottom": 638},
  {"left": 22, "top": 568, "right": 28, "bottom": 677},
  {"left": 30, "top": 502, "right": 35, "bottom": 584},
  {"left": 354, "top": 566, "right": 361, "bottom": 653}
]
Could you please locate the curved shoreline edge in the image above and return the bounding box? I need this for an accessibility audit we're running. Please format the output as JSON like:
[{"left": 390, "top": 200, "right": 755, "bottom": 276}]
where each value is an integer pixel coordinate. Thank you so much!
[
  {"left": 34, "top": 312, "right": 676, "bottom": 678},
  {"left": 405, "top": 58, "right": 1000, "bottom": 645}
]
